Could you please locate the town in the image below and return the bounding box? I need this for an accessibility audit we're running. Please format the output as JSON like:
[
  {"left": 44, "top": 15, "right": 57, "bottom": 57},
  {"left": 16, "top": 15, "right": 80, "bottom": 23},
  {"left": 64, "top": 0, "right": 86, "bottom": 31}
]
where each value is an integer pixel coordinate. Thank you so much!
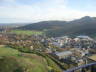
[{"left": 0, "top": 32, "right": 96, "bottom": 70}]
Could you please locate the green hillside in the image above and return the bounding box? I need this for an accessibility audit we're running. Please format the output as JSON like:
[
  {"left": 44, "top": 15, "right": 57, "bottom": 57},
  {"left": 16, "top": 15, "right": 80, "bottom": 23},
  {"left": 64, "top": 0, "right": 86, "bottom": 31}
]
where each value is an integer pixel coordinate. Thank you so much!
[
  {"left": 0, "top": 45, "right": 20, "bottom": 56},
  {"left": 10, "top": 30, "right": 43, "bottom": 35},
  {"left": 17, "top": 16, "right": 96, "bottom": 37},
  {"left": 0, "top": 45, "right": 48, "bottom": 72}
]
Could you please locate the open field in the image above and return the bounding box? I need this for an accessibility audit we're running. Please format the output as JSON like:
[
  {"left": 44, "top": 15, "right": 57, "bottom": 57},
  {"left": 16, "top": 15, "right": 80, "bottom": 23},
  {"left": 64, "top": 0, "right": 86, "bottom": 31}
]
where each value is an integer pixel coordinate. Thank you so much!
[
  {"left": 10, "top": 30, "right": 43, "bottom": 35},
  {"left": 0, "top": 54, "right": 48, "bottom": 72},
  {"left": 0, "top": 45, "right": 48, "bottom": 72},
  {"left": 0, "top": 45, "right": 62, "bottom": 72},
  {"left": 0, "top": 45, "right": 20, "bottom": 56},
  {"left": 19, "top": 53, "right": 48, "bottom": 72}
]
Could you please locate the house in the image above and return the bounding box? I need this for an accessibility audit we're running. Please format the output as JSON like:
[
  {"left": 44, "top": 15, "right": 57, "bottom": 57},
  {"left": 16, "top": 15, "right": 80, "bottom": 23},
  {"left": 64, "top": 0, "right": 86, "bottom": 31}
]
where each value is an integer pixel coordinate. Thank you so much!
[
  {"left": 71, "top": 48, "right": 90, "bottom": 57},
  {"left": 77, "top": 35, "right": 93, "bottom": 40},
  {"left": 30, "top": 46, "right": 34, "bottom": 50},
  {"left": 45, "top": 48, "right": 52, "bottom": 53},
  {"left": 54, "top": 51, "right": 73, "bottom": 59}
]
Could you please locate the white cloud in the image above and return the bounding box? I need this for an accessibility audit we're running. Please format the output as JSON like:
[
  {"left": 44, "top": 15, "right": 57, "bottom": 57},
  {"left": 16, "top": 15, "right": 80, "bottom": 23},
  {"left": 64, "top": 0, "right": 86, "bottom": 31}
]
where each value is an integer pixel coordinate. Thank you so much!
[
  {"left": 0, "top": 0, "right": 96, "bottom": 23},
  {"left": 0, "top": 0, "right": 16, "bottom": 3}
]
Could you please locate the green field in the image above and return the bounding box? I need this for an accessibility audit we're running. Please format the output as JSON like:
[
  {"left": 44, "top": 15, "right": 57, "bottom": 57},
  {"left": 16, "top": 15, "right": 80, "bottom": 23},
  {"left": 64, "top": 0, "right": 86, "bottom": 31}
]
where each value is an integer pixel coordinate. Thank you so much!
[
  {"left": 19, "top": 53, "right": 48, "bottom": 72},
  {"left": 11, "top": 30, "right": 43, "bottom": 35},
  {"left": 0, "top": 45, "right": 48, "bottom": 72},
  {"left": 0, "top": 45, "right": 20, "bottom": 56}
]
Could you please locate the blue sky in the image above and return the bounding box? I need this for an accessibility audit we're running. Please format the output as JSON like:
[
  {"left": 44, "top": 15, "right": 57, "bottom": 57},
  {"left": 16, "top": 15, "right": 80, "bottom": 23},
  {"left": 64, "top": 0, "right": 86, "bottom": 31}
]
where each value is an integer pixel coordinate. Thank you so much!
[
  {"left": 0, "top": 0, "right": 96, "bottom": 23},
  {"left": 67, "top": 0, "right": 96, "bottom": 11}
]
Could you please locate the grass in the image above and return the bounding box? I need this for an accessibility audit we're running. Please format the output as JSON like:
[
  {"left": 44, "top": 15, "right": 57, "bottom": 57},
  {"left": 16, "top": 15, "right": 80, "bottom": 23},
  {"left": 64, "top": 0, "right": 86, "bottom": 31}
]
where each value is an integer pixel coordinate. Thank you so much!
[
  {"left": 0, "top": 45, "right": 20, "bottom": 56},
  {"left": 10, "top": 30, "right": 43, "bottom": 35},
  {"left": 0, "top": 45, "right": 49, "bottom": 72},
  {"left": 20, "top": 53, "right": 48, "bottom": 72},
  {"left": 0, "top": 56, "right": 48, "bottom": 72},
  {"left": 32, "top": 52, "right": 62, "bottom": 72},
  {"left": 0, "top": 53, "right": 48, "bottom": 72},
  {"left": 0, "top": 45, "right": 62, "bottom": 72}
]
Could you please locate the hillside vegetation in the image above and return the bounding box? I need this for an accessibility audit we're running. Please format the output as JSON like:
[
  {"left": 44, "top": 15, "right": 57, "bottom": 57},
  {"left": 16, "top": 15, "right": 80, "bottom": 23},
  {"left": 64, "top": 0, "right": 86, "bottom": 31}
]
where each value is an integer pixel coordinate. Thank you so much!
[
  {"left": 0, "top": 45, "right": 20, "bottom": 56},
  {"left": 0, "top": 45, "right": 48, "bottom": 72},
  {"left": 10, "top": 30, "right": 43, "bottom": 35},
  {"left": 17, "top": 16, "right": 96, "bottom": 37}
]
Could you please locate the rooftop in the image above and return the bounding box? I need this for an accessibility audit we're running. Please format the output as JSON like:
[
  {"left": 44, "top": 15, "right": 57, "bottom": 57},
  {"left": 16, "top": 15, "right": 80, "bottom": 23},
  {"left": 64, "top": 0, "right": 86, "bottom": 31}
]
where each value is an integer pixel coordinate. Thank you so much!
[
  {"left": 88, "top": 54, "right": 96, "bottom": 61},
  {"left": 77, "top": 35, "right": 90, "bottom": 39},
  {"left": 55, "top": 51, "right": 72, "bottom": 56}
]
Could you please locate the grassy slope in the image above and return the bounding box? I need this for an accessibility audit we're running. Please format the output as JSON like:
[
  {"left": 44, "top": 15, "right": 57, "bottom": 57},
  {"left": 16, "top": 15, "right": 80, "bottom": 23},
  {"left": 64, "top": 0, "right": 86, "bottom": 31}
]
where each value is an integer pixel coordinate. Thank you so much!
[
  {"left": 0, "top": 45, "right": 20, "bottom": 56},
  {"left": 20, "top": 53, "right": 48, "bottom": 72},
  {"left": 0, "top": 45, "right": 48, "bottom": 72},
  {"left": 10, "top": 30, "right": 43, "bottom": 35}
]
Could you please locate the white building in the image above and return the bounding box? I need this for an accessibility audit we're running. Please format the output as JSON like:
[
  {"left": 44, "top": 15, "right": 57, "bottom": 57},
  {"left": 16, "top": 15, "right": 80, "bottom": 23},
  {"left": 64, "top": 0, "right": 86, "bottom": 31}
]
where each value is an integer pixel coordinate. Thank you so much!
[{"left": 55, "top": 51, "right": 73, "bottom": 59}]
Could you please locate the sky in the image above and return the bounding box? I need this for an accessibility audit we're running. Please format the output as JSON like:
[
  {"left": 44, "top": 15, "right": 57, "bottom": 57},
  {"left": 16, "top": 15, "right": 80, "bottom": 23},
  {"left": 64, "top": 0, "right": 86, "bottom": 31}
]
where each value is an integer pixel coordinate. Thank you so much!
[{"left": 0, "top": 0, "right": 96, "bottom": 23}]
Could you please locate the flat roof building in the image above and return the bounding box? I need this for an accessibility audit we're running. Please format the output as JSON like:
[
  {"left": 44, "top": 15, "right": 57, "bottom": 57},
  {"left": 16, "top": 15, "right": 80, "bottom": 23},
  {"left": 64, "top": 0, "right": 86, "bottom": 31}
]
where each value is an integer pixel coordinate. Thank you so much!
[{"left": 55, "top": 51, "right": 73, "bottom": 59}]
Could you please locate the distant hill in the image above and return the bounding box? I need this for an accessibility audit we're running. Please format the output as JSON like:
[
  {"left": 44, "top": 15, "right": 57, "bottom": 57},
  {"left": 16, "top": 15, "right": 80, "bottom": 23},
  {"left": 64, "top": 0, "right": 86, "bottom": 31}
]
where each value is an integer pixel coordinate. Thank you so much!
[
  {"left": 17, "top": 21, "right": 67, "bottom": 30},
  {"left": 0, "top": 23, "right": 27, "bottom": 30},
  {"left": 17, "top": 16, "right": 96, "bottom": 37}
]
